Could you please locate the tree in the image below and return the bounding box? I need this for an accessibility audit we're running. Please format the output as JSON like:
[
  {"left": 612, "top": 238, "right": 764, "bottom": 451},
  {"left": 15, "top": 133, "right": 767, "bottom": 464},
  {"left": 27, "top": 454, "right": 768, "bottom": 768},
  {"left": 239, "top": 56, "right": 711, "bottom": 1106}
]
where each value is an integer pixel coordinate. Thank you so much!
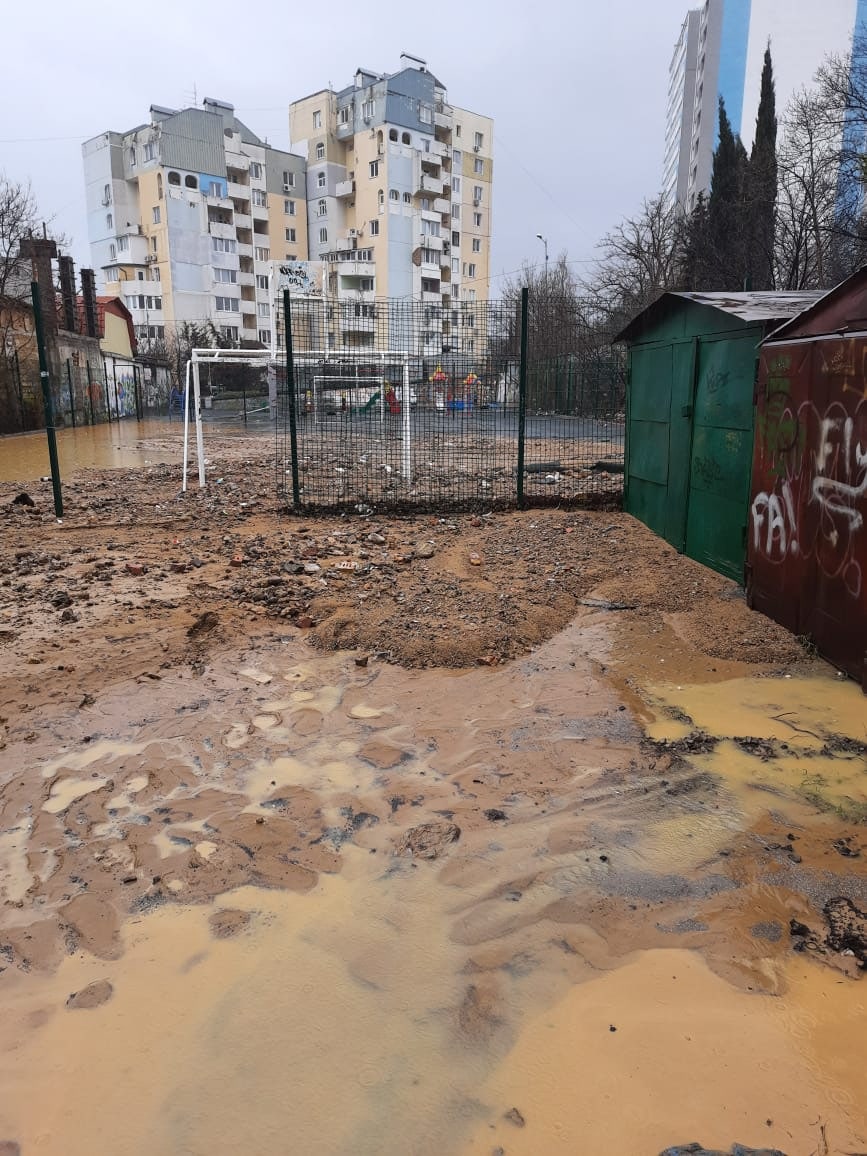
[
  {"left": 746, "top": 45, "right": 778, "bottom": 289},
  {"left": 501, "top": 252, "right": 584, "bottom": 361},
  {"left": 0, "top": 176, "right": 44, "bottom": 430},
  {"left": 706, "top": 98, "right": 750, "bottom": 288}
]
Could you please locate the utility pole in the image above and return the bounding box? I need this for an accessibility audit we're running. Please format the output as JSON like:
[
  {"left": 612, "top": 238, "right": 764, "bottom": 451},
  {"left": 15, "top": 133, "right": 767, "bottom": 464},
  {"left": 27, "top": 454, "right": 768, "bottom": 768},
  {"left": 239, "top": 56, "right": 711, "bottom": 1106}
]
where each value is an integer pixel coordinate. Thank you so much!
[{"left": 536, "top": 233, "right": 549, "bottom": 283}]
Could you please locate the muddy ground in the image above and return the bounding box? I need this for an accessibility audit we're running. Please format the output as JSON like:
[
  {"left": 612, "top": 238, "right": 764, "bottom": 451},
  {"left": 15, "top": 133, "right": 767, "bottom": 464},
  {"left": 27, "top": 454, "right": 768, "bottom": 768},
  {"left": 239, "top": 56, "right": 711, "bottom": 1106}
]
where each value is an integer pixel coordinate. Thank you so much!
[{"left": 0, "top": 434, "right": 866, "bottom": 1156}]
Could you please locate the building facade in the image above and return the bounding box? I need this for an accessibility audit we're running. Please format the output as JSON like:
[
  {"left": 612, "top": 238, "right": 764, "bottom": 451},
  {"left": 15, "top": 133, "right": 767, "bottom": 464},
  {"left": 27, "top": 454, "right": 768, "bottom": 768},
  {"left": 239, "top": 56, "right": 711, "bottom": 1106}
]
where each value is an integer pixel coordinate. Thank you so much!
[
  {"left": 666, "top": 0, "right": 866, "bottom": 210},
  {"left": 82, "top": 99, "right": 308, "bottom": 347},
  {"left": 288, "top": 56, "right": 493, "bottom": 356}
]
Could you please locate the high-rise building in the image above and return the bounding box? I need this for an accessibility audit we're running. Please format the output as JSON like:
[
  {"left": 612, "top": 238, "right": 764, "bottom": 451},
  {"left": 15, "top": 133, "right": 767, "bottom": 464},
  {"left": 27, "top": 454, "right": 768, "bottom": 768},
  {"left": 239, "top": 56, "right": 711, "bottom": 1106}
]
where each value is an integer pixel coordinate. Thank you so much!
[
  {"left": 665, "top": 0, "right": 865, "bottom": 210},
  {"left": 288, "top": 56, "right": 493, "bottom": 352},
  {"left": 82, "top": 99, "right": 307, "bottom": 347}
]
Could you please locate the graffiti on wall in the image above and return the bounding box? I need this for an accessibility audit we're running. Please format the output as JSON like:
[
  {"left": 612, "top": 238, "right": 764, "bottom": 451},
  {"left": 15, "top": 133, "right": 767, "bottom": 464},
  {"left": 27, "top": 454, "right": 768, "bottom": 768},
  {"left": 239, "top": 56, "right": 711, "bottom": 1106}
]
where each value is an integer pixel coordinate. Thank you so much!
[{"left": 751, "top": 351, "right": 867, "bottom": 599}]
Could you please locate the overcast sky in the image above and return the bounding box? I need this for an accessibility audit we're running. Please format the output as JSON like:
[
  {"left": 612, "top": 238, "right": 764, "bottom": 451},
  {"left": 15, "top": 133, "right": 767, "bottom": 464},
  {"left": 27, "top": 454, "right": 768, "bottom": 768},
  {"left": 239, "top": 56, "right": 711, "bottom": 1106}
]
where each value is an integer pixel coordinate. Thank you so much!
[{"left": 2, "top": 0, "right": 690, "bottom": 292}]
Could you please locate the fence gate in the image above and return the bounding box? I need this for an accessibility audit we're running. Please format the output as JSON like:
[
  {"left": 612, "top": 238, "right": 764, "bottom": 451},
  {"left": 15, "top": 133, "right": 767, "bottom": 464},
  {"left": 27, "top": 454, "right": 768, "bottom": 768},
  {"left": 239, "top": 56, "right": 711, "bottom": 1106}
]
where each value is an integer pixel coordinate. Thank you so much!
[{"left": 276, "top": 291, "right": 625, "bottom": 512}]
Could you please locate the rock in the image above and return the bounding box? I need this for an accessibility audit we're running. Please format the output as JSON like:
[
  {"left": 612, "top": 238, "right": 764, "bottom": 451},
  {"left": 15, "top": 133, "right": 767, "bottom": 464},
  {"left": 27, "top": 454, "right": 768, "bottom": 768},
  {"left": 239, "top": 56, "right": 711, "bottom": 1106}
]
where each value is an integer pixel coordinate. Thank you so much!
[
  {"left": 51, "top": 591, "right": 72, "bottom": 608},
  {"left": 503, "top": 1107, "right": 525, "bottom": 1128},
  {"left": 788, "top": 919, "right": 810, "bottom": 939},
  {"left": 659, "top": 1147, "right": 787, "bottom": 1156},
  {"left": 66, "top": 979, "right": 113, "bottom": 1010},
  {"left": 209, "top": 909, "right": 252, "bottom": 939},
  {"left": 395, "top": 820, "right": 460, "bottom": 860},
  {"left": 230, "top": 555, "right": 247, "bottom": 567},
  {"left": 187, "top": 611, "right": 219, "bottom": 638},
  {"left": 125, "top": 562, "right": 146, "bottom": 577},
  {"left": 367, "top": 532, "right": 386, "bottom": 545},
  {"left": 416, "top": 542, "right": 435, "bottom": 559},
  {"left": 12, "top": 492, "right": 34, "bottom": 507},
  {"left": 469, "top": 552, "right": 482, "bottom": 566},
  {"left": 354, "top": 655, "right": 369, "bottom": 668},
  {"left": 296, "top": 615, "right": 314, "bottom": 629},
  {"left": 282, "top": 561, "right": 304, "bottom": 575},
  {"left": 60, "top": 608, "right": 79, "bottom": 623},
  {"left": 823, "top": 896, "right": 867, "bottom": 966},
  {"left": 170, "top": 561, "right": 189, "bottom": 573},
  {"left": 484, "top": 808, "right": 507, "bottom": 822},
  {"left": 303, "top": 562, "right": 321, "bottom": 575}
]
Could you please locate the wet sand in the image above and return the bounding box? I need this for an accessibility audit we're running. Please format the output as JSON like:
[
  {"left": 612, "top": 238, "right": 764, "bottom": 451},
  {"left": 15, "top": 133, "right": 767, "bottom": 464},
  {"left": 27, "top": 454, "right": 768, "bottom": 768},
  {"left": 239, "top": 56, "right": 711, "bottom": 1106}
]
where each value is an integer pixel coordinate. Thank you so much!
[{"left": 0, "top": 442, "right": 865, "bottom": 1155}]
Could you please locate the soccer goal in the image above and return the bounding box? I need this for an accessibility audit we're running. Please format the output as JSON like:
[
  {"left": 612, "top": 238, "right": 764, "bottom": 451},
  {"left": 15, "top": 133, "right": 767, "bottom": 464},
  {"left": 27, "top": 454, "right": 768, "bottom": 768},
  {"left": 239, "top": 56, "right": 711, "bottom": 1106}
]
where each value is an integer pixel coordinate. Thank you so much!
[{"left": 181, "top": 348, "right": 278, "bottom": 491}]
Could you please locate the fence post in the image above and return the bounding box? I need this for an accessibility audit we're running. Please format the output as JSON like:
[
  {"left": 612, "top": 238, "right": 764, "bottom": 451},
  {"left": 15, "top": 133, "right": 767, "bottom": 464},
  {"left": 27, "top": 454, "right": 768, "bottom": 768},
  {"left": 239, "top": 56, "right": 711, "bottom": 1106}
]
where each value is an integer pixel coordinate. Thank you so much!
[
  {"left": 66, "top": 359, "right": 76, "bottom": 429},
  {"left": 86, "top": 361, "right": 95, "bottom": 425},
  {"left": 283, "top": 290, "right": 301, "bottom": 507},
  {"left": 31, "top": 281, "right": 63, "bottom": 518},
  {"left": 13, "top": 350, "right": 24, "bottom": 430},
  {"left": 133, "top": 363, "right": 142, "bottom": 420},
  {"left": 517, "top": 286, "right": 529, "bottom": 508}
]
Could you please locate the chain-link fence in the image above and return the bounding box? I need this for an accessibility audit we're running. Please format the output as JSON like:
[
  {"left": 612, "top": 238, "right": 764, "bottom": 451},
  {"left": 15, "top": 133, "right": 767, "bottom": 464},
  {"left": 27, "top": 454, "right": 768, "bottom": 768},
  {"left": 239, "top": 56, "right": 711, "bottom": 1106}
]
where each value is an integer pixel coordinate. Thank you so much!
[{"left": 275, "top": 290, "right": 625, "bottom": 512}]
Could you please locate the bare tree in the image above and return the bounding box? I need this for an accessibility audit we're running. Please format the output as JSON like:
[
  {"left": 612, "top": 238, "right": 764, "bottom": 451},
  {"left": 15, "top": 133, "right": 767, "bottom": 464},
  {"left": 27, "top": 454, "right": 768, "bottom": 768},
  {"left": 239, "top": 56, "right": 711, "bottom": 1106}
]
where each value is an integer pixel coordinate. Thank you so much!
[{"left": 583, "top": 195, "right": 687, "bottom": 329}]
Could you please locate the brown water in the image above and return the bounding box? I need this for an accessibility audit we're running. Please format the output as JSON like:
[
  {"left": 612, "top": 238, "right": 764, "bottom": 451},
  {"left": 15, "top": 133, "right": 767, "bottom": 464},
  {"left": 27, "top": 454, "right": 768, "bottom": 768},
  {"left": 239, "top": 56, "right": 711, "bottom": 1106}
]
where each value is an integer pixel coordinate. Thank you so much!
[
  {"left": 0, "top": 419, "right": 185, "bottom": 482},
  {"left": 1, "top": 629, "right": 866, "bottom": 1154}
]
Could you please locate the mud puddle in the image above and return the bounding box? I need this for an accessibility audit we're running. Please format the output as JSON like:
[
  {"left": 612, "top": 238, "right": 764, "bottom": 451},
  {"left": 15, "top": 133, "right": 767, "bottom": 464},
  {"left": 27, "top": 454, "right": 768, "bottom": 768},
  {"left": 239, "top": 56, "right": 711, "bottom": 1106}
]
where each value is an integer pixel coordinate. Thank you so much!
[
  {"left": 0, "top": 419, "right": 184, "bottom": 482},
  {"left": 1, "top": 626, "right": 866, "bottom": 1154}
]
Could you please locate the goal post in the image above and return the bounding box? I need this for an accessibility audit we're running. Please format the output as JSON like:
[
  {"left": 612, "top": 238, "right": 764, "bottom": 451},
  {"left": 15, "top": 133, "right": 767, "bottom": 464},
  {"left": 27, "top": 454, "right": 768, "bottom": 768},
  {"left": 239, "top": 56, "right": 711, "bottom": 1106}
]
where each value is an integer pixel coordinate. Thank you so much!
[{"left": 182, "top": 348, "right": 278, "bottom": 492}]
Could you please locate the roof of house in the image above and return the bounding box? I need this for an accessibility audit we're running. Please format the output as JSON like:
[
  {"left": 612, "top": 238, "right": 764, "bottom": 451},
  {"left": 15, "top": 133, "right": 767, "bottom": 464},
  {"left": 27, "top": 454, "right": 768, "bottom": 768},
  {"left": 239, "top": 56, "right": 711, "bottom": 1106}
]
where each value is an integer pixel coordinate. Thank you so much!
[
  {"left": 615, "top": 289, "right": 827, "bottom": 343},
  {"left": 763, "top": 265, "right": 867, "bottom": 343}
]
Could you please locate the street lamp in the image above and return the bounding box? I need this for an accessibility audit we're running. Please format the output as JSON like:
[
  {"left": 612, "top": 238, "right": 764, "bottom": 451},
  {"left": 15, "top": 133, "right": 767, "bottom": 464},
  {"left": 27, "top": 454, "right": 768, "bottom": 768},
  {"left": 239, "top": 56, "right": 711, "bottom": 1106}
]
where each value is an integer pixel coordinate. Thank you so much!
[{"left": 536, "top": 233, "right": 549, "bottom": 281}]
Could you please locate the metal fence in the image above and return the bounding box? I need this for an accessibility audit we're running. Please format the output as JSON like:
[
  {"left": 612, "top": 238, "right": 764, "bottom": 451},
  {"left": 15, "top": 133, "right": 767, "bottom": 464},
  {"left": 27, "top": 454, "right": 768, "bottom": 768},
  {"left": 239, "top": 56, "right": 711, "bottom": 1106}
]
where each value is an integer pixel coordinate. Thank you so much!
[{"left": 276, "top": 290, "right": 625, "bottom": 512}]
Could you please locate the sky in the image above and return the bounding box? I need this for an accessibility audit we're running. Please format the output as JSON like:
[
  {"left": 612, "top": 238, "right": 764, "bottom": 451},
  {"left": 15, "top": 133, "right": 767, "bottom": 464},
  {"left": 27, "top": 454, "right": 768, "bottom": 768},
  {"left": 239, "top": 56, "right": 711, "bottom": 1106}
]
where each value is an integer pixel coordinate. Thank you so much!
[{"left": 1, "top": 0, "right": 691, "bottom": 294}]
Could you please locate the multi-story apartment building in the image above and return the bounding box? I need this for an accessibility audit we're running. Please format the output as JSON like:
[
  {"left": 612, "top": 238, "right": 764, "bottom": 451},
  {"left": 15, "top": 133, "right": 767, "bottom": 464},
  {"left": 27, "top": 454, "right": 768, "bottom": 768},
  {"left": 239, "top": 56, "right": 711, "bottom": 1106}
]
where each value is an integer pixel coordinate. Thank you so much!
[
  {"left": 665, "top": 0, "right": 864, "bottom": 211},
  {"left": 82, "top": 99, "right": 307, "bottom": 347},
  {"left": 288, "top": 56, "right": 493, "bottom": 356}
]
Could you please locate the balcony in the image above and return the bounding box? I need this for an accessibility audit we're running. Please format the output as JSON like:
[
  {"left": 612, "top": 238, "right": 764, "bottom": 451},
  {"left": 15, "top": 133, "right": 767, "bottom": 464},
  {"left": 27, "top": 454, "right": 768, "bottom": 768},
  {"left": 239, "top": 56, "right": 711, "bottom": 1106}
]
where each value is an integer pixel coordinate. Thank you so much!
[
  {"left": 205, "top": 193, "right": 233, "bottom": 209},
  {"left": 434, "top": 109, "right": 452, "bottom": 129},
  {"left": 226, "top": 155, "right": 251, "bottom": 172},
  {"left": 252, "top": 201, "right": 269, "bottom": 219},
  {"left": 233, "top": 212, "right": 252, "bottom": 230},
  {"left": 335, "top": 178, "right": 355, "bottom": 198},
  {"left": 227, "top": 180, "right": 250, "bottom": 198},
  {"left": 336, "top": 260, "right": 374, "bottom": 278},
  {"left": 340, "top": 307, "right": 375, "bottom": 333},
  {"left": 421, "top": 290, "right": 441, "bottom": 303},
  {"left": 416, "top": 173, "right": 441, "bottom": 195},
  {"left": 420, "top": 234, "right": 443, "bottom": 251},
  {"left": 209, "top": 222, "right": 236, "bottom": 240},
  {"left": 433, "top": 197, "right": 450, "bottom": 214},
  {"left": 430, "top": 140, "right": 450, "bottom": 158},
  {"left": 336, "top": 121, "right": 353, "bottom": 140},
  {"left": 237, "top": 242, "right": 253, "bottom": 258}
]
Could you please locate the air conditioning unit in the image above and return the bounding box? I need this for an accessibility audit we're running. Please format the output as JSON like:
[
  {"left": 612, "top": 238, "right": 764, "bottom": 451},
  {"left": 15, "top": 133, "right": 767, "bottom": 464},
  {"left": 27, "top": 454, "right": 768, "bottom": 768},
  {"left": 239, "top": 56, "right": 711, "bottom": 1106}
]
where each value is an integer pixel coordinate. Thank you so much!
[
  {"left": 473, "top": 145, "right": 480, "bottom": 153},
  {"left": 348, "top": 228, "right": 359, "bottom": 238},
  {"left": 282, "top": 183, "right": 292, "bottom": 193},
  {"left": 145, "top": 254, "right": 157, "bottom": 263},
  {"left": 473, "top": 198, "right": 481, "bottom": 207}
]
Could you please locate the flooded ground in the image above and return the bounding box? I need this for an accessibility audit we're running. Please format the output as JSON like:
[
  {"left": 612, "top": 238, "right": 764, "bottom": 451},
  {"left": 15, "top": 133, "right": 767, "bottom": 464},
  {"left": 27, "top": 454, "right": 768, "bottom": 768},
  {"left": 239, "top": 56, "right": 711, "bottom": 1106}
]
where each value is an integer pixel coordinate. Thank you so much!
[
  {"left": 0, "top": 452, "right": 865, "bottom": 1155},
  {"left": 0, "top": 419, "right": 186, "bottom": 482}
]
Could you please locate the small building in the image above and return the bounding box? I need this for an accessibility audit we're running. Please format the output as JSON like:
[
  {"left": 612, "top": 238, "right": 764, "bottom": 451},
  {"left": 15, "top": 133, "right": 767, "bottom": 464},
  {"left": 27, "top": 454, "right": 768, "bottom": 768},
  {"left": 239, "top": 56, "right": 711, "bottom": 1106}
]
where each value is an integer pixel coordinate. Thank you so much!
[
  {"left": 616, "top": 291, "right": 822, "bottom": 582},
  {"left": 749, "top": 268, "right": 867, "bottom": 689}
]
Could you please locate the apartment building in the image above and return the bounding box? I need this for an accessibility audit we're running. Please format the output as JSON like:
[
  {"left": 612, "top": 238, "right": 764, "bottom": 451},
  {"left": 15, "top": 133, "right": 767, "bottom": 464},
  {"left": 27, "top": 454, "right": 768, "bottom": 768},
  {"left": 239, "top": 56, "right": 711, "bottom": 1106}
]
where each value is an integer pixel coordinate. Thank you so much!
[
  {"left": 288, "top": 56, "right": 493, "bottom": 356},
  {"left": 82, "top": 99, "right": 307, "bottom": 347},
  {"left": 665, "top": 0, "right": 864, "bottom": 210}
]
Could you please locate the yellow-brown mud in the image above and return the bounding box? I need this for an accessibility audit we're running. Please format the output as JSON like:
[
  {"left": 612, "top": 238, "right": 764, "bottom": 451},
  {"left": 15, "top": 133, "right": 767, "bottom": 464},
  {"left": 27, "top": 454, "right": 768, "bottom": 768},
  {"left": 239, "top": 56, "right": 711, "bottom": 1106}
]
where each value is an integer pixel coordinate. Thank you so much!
[{"left": 0, "top": 434, "right": 865, "bottom": 1155}]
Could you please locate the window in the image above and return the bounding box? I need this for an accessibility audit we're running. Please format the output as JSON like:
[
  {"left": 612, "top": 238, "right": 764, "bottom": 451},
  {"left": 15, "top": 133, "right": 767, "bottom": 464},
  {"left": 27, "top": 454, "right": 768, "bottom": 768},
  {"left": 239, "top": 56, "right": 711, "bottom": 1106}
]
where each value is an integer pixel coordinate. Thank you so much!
[
  {"left": 452, "top": 176, "right": 461, "bottom": 194},
  {"left": 258, "top": 329, "right": 272, "bottom": 344},
  {"left": 254, "top": 246, "right": 270, "bottom": 261},
  {"left": 403, "top": 191, "right": 411, "bottom": 203},
  {"left": 360, "top": 277, "right": 374, "bottom": 291},
  {"left": 282, "top": 170, "right": 295, "bottom": 189},
  {"left": 257, "top": 302, "right": 270, "bottom": 318},
  {"left": 212, "top": 237, "right": 237, "bottom": 253},
  {"left": 103, "top": 183, "right": 111, "bottom": 204},
  {"left": 285, "top": 228, "right": 296, "bottom": 242},
  {"left": 168, "top": 170, "right": 181, "bottom": 186},
  {"left": 378, "top": 188, "right": 384, "bottom": 207},
  {"left": 473, "top": 211, "right": 482, "bottom": 227},
  {"left": 317, "top": 199, "right": 327, "bottom": 217},
  {"left": 472, "top": 238, "right": 481, "bottom": 252},
  {"left": 421, "top": 197, "right": 431, "bottom": 211},
  {"left": 137, "top": 271, "right": 144, "bottom": 280},
  {"left": 152, "top": 296, "right": 163, "bottom": 309},
  {"left": 317, "top": 171, "right": 326, "bottom": 189},
  {"left": 369, "top": 160, "right": 379, "bottom": 178},
  {"left": 154, "top": 267, "right": 160, "bottom": 281},
  {"left": 451, "top": 231, "right": 460, "bottom": 246},
  {"left": 389, "top": 128, "right": 398, "bottom": 142},
  {"left": 474, "top": 131, "right": 483, "bottom": 150},
  {"left": 256, "top": 274, "right": 269, "bottom": 290},
  {"left": 389, "top": 188, "right": 399, "bottom": 201},
  {"left": 117, "top": 235, "right": 129, "bottom": 251},
  {"left": 250, "top": 162, "right": 263, "bottom": 180},
  {"left": 468, "top": 263, "right": 476, "bottom": 278},
  {"left": 185, "top": 174, "right": 198, "bottom": 189},
  {"left": 215, "top": 296, "right": 240, "bottom": 312},
  {"left": 207, "top": 180, "right": 222, "bottom": 197},
  {"left": 221, "top": 326, "right": 239, "bottom": 342},
  {"left": 473, "top": 186, "right": 483, "bottom": 202},
  {"left": 215, "top": 268, "right": 237, "bottom": 283},
  {"left": 455, "top": 124, "right": 461, "bottom": 138},
  {"left": 143, "top": 141, "right": 157, "bottom": 162},
  {"left": 318, "top": 227, "right": 328, "bottom": 243},
  {"left": 452, "top": 149, "right": 462, "bottom": 164},
  {"left": 421, "top": 219, "right": 440, "bottom": 236},
  {"left": 362, "top": 99, "right": 375, "bottom": 119},
  {"left": 452, "top": 203, "right": 460, "bottom": 220},
  {"left": 285, "top": 253, "right": 296, "bottom": 260},
  {"left": 316, "top": 142, "right": 325, "bottom": 159},
  {"left": 152, "top": 206, "right": 161, "bottom": 224},
  {"left": 252, "top": 188, "right": 267, "bottom": 206},
  {"left": 419, "top": 103, "right": 432, "bottom": 124},
  {"left": 339, "top": 106, "right": 349, "bottom": 125},
  {"left": 106, "top": 213, "right": 113, "bottom": 229},
  {"left": 284, "top": 199, "right": 296, "bottom": 215},
  {"left": 312, "top": 110, "right": 322, "bottom": 129},
  {"left": 452, "top": 257, "right": 459, "bottom": 274},
  {"left": 474, "top": 157, "right": 483, "bottom": 174},
  {"left": 129, "top": 146, "right": 136, "bottom": 167},
  {"left": 109, "top": 244, "right": 116, "bottom": 261},
  {"left": 402, "top": 131, "right": 411, "bottom": 145},
  {"left": 369, "top": 220, "right": 379, "bottom": 236},
  {"left": 420, "top": 247, "right": 438, "bottom": 264},
  {"left": 157, "top": 173, "right": 163, "bottom": 199}
]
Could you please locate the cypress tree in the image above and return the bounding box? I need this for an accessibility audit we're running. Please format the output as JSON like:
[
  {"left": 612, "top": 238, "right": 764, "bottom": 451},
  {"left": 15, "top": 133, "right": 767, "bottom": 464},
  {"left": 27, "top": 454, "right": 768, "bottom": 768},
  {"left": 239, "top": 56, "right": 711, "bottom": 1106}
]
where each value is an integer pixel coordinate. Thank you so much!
[
  {"left": 707, "top": 98, "right": 749, "bottom": 288},
  {"left": 747, "top": 45, "right": 778, "bottom": 289}
]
